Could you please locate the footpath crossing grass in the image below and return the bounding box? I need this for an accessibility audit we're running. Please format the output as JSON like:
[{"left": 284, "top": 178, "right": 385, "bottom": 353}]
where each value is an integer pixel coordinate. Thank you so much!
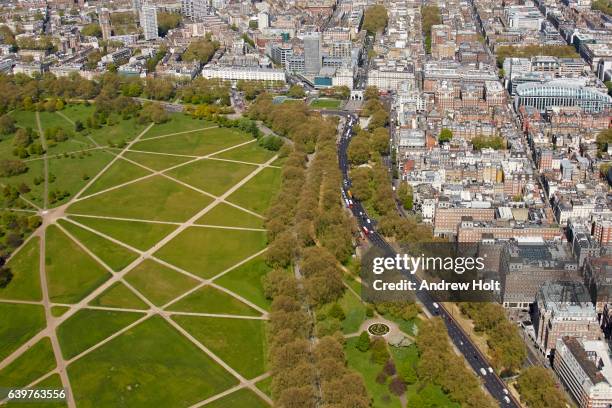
[
  {"left": 173, "top": 315, "right": 267, "bottom": 379},
  {"left": 154, "top": 227, "right": 267, "bottom": 279},
  {"left": 69, "top": 216, "right": 177, "bottom": 252},
  {"left": 81, "top": 157, "right": 152, "bottom": 197},
  {"left": 45, "top": 225, "right": 111, "bottom": 304},
  {"left": 227, "top": 167, "right": 282, "bottom": 215},
  {"left": 204, "top": 389, "right": 270, "bottom": 408},
  {"left": 124, "top": 259, "right": 199, "bottom": 306},
  {"left": 123, "top": 150, "right": 191, "bottom": 171},
  {"left": 58, "top": 219, "right": 138, "bottom": 272},
  {"left": 0, "top": 303, "right": 46, "bottom": 361},
  {"left": 167, "top": 285, "right": 260, "bottom": 316},
  {"left": 67, "top": 175, "right": 212, "bottom": 223},
  {"left": 0, "top": 237, "right": 41, "bottom": 301},
  {"left": 195, "top": 202, "right": 264, "bottom": 229},
  {"left": 165, "top": 159, "right": 256, "bottom": 196},
  {"left": 212, "top": 142, "right": 276, "bottom": 164},
  {"left": 57, "top": 309, "right": 144, "bottom": 359},
  {"left": 0, "top": 337, "right": 55, "bottom": 393},
  {"left": 68, "top": 316, "right": 238, "bottom": 408},
  {"left": 90, "top": 282, "right": 149, "bottom": 310},
  {"left": 131, "top": 127, "right": 251, "bottom": 157},
  {"left": 215, "top": 256, "right": 271, "bottom": 310},
  {"left": 141, "top": 114, "right": 214, "bottom": 139}
]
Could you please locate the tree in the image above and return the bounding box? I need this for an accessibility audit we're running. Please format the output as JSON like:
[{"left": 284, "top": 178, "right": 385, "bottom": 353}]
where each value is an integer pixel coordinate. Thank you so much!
[
  {"left": 0, "top": 267, "right": 12, "bottom": 288},
  {"left": 0, "top": 115, "right": 16, "bottom": 135},
  {"left": 370, "top": 337, "right": 390, "bottom": 364},
  {"left": 356, "top": 331, "right": 371, "bottom": 352},
  {"left": 516, "top": 367, "right": 568, "bottom": 408},
  {"left": 287, "top": 85, "right": 306, "bottom": 99},
  {"left": 438, "top": 128, "right": 453, "bottom": 144},
  {"left": 0, "top": 159, "right": 27, "bottom": 177},
  {"left": 350, "top": 166, "right": 373, "bottom": 201},
  {"left": 182, "top": 38, "right": 219, "bottom": 64},
  {"left": 363, "top": 5, "right": 389, "bottom": 34},
  {"left": 347, "top": 135, "right": 370, "bottom": 165},
  {"left": 371, "top": 127, "right": 389, "bottom": 154},
  {"left": 364, "top": 86, "right": 379, "bottom": 100},
  {"left": 138, "top": 102, "right": 169, "bottom": 124},
  {"left": 397, "top": 182, "right": 413, "bottom": 210},
  {"left": 388, "top": 376, "right": 406, "bottom": 396},
  {"left": 157, "top": 12, "right": 181, "bottom": 37}
]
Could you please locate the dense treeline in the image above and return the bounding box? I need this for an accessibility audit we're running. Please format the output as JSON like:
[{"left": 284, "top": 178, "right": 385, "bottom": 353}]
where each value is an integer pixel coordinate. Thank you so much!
[
  {"left": 516, "top": 367, "right": 569, "bottom": 408},
  {"left": 421, "top": 5, "right": 442, "bottom": 53},
  {"left": 0, "top": 211, "right": 41, "bottom": 288},
  {"left": 459, "top": 303, "right": 526, "bottom": 375},
  {"left": 252, "top": 94, "right": 369, "bottom": 407},
  {"left": 181, "top": 37, "right": 219, "bottom": 64},
  {"left": 414, "top": 319, "right": 496, "bottom": 408},
  {"left": 495, "top": 45, "right": 579, "bottom": 67},
  {"left": 593, "top": 0, "right": 612, "bottom": 15},
  {"left": 472, "top": 135, "right": 505, "bottom": 150}
]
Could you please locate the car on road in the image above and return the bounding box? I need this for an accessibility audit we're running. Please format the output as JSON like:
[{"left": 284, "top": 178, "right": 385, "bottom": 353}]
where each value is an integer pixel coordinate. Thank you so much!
[
  {"left": 362, "top": 226, "right": 369, "bottom": 235},
  {"left": 503, "top": 396, "right": 510, "bottom": 404},
  {"left": 432, "top": 302, "right": 439, "bottom": 309},
  {"left": 503, "top": 388, "right": 509, "bottom": 395},
  {"left": 479, "top": 368, "right": 487, "bottom": 376},
  {"left": 487, "top": 367, "right": 493, "bottom": 374}
]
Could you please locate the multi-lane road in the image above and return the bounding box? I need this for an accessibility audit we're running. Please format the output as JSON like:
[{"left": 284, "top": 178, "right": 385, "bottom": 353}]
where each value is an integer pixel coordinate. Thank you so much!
[{"left": 332, "top": 110, "right": 520, "bottom": 407}]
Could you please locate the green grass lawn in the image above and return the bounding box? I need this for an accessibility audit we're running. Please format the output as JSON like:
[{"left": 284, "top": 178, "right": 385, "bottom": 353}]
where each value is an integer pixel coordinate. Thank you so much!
[
  {"left": 344, "top": 337, "right": 402, "bottom": 408},
  {"left": 67, "top": 175, "right": 212, "bottom": 223},
  {"left": 154, "top": 227, "right": 267, "bottom": 279},
  {"left": 0, "top": 158, "right": 45, "bottom": 206},
  {"left": 45, "top": 225, "right": 111, "bottom": 304},
  {"left": 256, "top": 377, "right": 272, "bottom": 398},
  {"left": 204, "top": 389, "right": 269, "bottom": 408},
  {"left": 67, "top": 316, "right": 238, "bottom": 407},
  {"left": 141, "top": 114, "right": 214, "bottom": 139},
  {"left": 86, "top": 117, "right": 146, "bottom": 145},
  {"left": 165, "top": 158, "right": 256, "bottom": 196},
  {"left": 168, "top": 286, "right": 260, "bottom": 316},
  {"left": 195, "top": 202, "right": 264, "bottom": 229},
  {"left": 57, "top": 309, "right": 144, "bottom": 359},
  {"left": 212, "top": 142, "right": 276, "bottom": 164},
  {"left": 310, "top": 98, "right": 342, "bottom": 109},
  {"left": 123, "top": 151, "right": 191, "bottom": 171},
  {"left": 68, "top": 216, "right": 177, "bottom": 252},
  {"left": 0, "top": 303, "right": 46, "bottom": 361},
  {"left": 90, "top": 282, "right": 149, "bottom": 310},
  {"left": 58, "top": 219, "right": 138, "bottom": 272},
  {"left": 61, "top": 104, "right": 95, "bottom": 124},
  {"left": 38, "top": 111, "right": 95, "bottom": 154},
  {"left": 227, "top": 167, "right": 281, "bottom": 215},
  {"left": 9, "top": 110, "right": 37, "bottom": 130},
  {"left": 124, "top": 259, "right": 199, "bottom": 306},
  {"left": 0, "top": 337, "right": 55, "bottom": 393},
  {"left": 81, "top": 157, "right": 152, "bottom": 197},
  {"left": 173, "top": 315, "right": 267, "bottom": 379},
  {"left": 47, "top": 150, "right": 115, "bottom": 206},
  {"left": 3, "top": 373, "right": 68, "bottom": 408},
  {"left": 51, "top": 305, "right": 70, "bottom": 317},
  {"left": 336, "top": 289, "right": 367, "bottom": 334},
  {"left": 0, "top": 237, "right": 41, "bottom": 301},
  {"left": 215, "top": 256, "right": 271, "bottom": 310},
  {"left": 131, "top": 128, "right": 252, "bottom": 157}
]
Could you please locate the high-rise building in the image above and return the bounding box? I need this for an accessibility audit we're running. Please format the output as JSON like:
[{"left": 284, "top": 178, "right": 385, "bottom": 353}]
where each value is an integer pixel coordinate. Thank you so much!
[
  {"left": 98, "top": 8, "right": 111, "bottom": 41},
  {"left": 132, "top": 0, "right": 141, "bottom": 17},
  {"left": 303, "top": 33, "right": 321, "bottom": 75},
  {"left": 258, "top": 12, "right": 269, "bottom": 29},
  {"left": 140, "top": 5, "right": 158, "bottom": 41},
  {"left": 182, "top": 0, "right": 208, "bottom": 20}
]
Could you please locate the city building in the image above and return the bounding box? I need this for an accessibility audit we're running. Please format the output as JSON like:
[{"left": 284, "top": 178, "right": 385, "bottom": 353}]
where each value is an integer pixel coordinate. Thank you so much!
[
  {"left": 140, "top": 5, "right": 159, "bottom": 41},
  {"left": 182, "top": 0, "right": 208, "bottom": 20},
  {"left": 514, "top": 81, "right": 612, "bottom": 113},
  {"left": 98, "top": 8, "right": 111, "bottom": 41},
  {"left": 303, "top": 33, "right": 321, "bottom": 75}
]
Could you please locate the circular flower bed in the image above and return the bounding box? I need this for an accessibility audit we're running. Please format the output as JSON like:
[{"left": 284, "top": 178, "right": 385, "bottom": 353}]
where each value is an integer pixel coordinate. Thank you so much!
[{"left": 368, "top": 323, "right": 390, "bottom": 336}]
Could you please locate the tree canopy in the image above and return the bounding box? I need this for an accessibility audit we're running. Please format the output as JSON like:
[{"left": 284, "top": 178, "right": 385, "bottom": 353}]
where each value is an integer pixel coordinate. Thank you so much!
[{"left": 362, "top": 5, "right": 389, "bottom": 34}]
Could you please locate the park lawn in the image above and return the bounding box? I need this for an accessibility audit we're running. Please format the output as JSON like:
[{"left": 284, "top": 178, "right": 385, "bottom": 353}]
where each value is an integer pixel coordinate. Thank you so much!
[
  {"left": 195, "top": 202, "right": 264, "bottom": 229},
  {"left": 45, "top": 225, "right": 111, "bottom": 304},
  {"left": 390, "top": 345, "right": 418, "bottom": 383},
  {"left": 69, "top": 216, "right": 176, "bottom": 251},
  {"left": 58, "top": 219, "right": 138, "bottom": 272},
  {"left": 90, "top": 282, "right": 148, "bottom": 310},
  {"left": 154, "top": 227, "right": 267, "bottom": 279},
  {"left": 337, "top": 289, "right": 367, "bottom": 334},
  {"left": 215, "top": 256, "right": 271, "bottom": 310},
  {"left": 165, "top": 158, "right": 256, "bottom": 196},
  {"left": 81, "top": 157, "right": 152, "bottom": 197},
  {"left": 270, "top": 156, "right": 286, "bottom": 166},
  {"left": 61, "top": 104, "right": 94, "bottom": 124},
  {"left": 0, "top": 303, "right": 46, "bottom": 361},
  {"left": 68, "top": 316, "right": 238, "bottom": 408},
  {"left": 87, "top": 116, "right": 147, "bottom": 145},
  {"left": 123, "top": 150, "right": 191, "bottom": 171},
  {"left": 0, "top": 337, "right": 55, "bottom": 394},
  {"left": 256, "top": 377, "right": 272, "bottom": 398},
  {"left": 58, "top": 309, "right": 144, "bottom": 359},
  {"left": 9, "top": 110, "right": 38, "bottom": 130},
  {"left": 344, "top": 274, "right": 362, "bottom": 297},
  {"left": 131, "top": 127, "right": 252, "bottom": 157},
  {"left": 0, "top": 237, "right": 41, "bottom": 301},
  {"left": 124, "top": 259, "right": 198, "bottom": 306},
  {"left": 0, "top": 133, "right": 17, "bottom": 159},
  {"left": 168, "top": 285, "right": 260, "bottom": 316},
  {"left": 39, "top": 111, "right": 94, "bottom": 154},
  {"left": 204, "top": 389, "right": 269, "bottom": 408},
  {"left": 0, "top": 158, "right": 45, "bottom": 206},
  {"left": 173, "top": 315, "right": 267, "bottom": 379},
  {"left": 67, "top": 175, "right": 212, "bottom": 223},
  {"left": 51, "top": 306, "right": 70, "bottom": 317},
  {"left": 344, "top": 337, "right": 402, "bottom": 408},
  {"left": 226, "top": 167, "right": 282, "bottom": 215},
  {"left": 211, "top": 142, "right": 276, "bottom": 164},
  {"left": 310, "top": 98, "right": 342, "bottom": 109},
  {"left": 141, "top": 114, "right": 214, "bottom": 139},
  {"left": 47, "top": 150, "right": 115, "bottom": 206},
  {"left": 407, "top": 383, "right": 460, "bottom": 407},
  {"left": 4, "top": 374, "right": 68, "bottom": 408}
]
